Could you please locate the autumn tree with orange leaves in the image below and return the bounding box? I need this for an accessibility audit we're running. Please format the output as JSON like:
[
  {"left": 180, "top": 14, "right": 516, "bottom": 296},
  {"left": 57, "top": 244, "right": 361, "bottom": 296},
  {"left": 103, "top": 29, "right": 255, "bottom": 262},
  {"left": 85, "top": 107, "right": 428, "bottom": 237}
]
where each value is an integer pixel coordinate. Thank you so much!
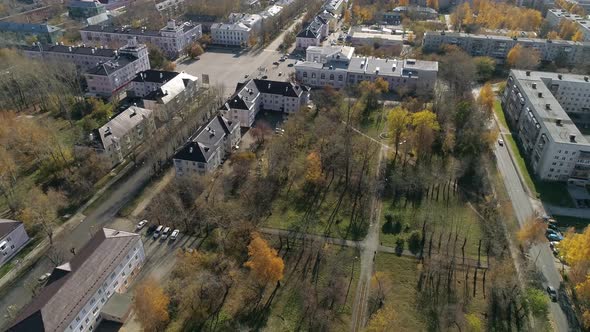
[
  {"left": 477, "top": 83, "right": 495, "bottom": 117},
  {"left": 244, "top": 232, "right": 285, "bottom": 285},
  {"left": 305, "top": 151, "right": 324, "bottom": 186},
  {"left": 134, "top": 278, "right": 170, "bottom": 332},
  {"left": 516, "top": 217, "right": 547, "bottom": 250}
]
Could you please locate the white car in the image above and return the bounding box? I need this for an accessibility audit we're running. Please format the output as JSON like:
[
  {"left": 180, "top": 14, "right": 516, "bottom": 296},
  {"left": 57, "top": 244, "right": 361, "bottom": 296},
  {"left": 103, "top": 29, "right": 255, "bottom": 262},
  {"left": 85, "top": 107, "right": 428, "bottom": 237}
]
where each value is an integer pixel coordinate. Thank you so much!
[
  {"left": 498, "top": 139, "right": 504, "bottom": 146},
  {"left": 170, "top": 229, "right": 180, "bottom": 241},
  {"left": 136, "top": 220, "right": 148, "bottom": 230},
  {"left": 38, "top": 273, "right": 51, "bottom": 283},
  {"left": 161, "top": 227, "right": 171, "bottom": 240}
]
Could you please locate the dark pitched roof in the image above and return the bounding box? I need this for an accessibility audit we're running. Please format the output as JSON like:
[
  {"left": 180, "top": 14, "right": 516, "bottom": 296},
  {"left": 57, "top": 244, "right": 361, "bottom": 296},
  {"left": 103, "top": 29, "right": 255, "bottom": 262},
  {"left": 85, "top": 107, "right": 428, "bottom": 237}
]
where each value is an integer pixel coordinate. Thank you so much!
[
  {"left": 85, "top": 53, "right": 138, "bottom": 76},
  {"left": 8, "top": 229, "right": 140, "bottom": 332},
  {"left": 297, "top": 27, "right": 319, "bottom": 38},
  {"left": 174, "top": 115, "right": 237, "bottom": 163},
  {"left": 226, "top": 94, "right": 249, "bottom": 110},
  {"left": 21, "top": 43, "right": 116, "bottom": 57},
  {"left": 132, "top": 69, "right": 179, "bottom": 83},
  {"left": 252, "top": 79, "right": 302, "bottom": 98},
  {"left": 0, "top": 22, "right": 62, "bottom": 34},
  {"left": 0, "top": 219, "right": 22, "bottom": 240}
]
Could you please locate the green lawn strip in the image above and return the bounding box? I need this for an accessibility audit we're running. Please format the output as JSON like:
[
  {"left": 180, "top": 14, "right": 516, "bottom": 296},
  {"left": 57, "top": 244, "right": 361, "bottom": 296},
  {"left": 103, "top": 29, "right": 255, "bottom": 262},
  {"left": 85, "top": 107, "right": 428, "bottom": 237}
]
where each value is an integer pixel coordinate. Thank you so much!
[
  {"left": 379, "top": 197, "right": 483, "bottom": 258},
  {"left": 0, "top": 237, "right": 42, "bottom": 279},
  {"left": 264, "top": 246, "right": 360, "bottom": 331},
  {"left": 493, "top": 100, "right": 509, "bottom": 129},
  {"left": 372, "top": 253, "right": 426, "bottom": 331}
]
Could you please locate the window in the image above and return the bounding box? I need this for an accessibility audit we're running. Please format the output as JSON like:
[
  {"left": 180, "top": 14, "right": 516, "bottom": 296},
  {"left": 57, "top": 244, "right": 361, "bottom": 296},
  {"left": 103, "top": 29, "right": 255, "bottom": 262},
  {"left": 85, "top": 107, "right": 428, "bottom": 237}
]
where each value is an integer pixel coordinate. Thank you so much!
[
  {"left": 303, "top": 72, "right": 307, "bottom": 78},
  {"left": 311, "top": 73, "right": 316, "bottom": 78},
  {"left": 329, "top": 74, "right": 334, "bottom": 80},
  {"left": 338, "top": 75, "right": 343, "bottom": 81}
]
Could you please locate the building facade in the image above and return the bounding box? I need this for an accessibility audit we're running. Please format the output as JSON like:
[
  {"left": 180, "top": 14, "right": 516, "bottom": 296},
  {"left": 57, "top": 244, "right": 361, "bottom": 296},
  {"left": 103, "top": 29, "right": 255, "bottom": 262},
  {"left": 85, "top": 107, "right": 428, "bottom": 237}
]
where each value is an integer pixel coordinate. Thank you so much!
[
  {"left": 296, "top": 46, "right": 438, "bottom": 96},
  {"left": 68, "top": 0, "right": 106, "bottom": 19},
  {"left": 296, "top": 16, "right": 328, "bottom": 49},
  {"left": 0, "top": 220, "right": 29, "bottom": 267},
  {"left": 546, "top": 8, "right": 590, "bottom": 42},
  {"left": 501, "top": 70, "right": 590, "bottom": 184},
  {"left": 98, "top": 106, "right": 156, "bottom": 167},
  {"left": 423, "top": 31, "right": 590, "bottom": 66},
  {"left": 84, "top": 39, "right": 151, "bottom": 97},
  {"left": 80, "top": 20, "right": 202, "bottom": 58},
  {"left": 0, "top": 22, "right": 64, "bottom": 45},
  {"left": 131, "top": 70, "right": 200, "bottom": 121},
  {"left": 173, "top": 115, "right": 241, "bottom": 176},
  {"left": 8, "top": 228, "right": 145, "bottom": 332},
  {"left": 219, "top": 79, "right": 310, "bottom": 127},
  {"left": 382, "top": 6, "right": 438, "bottom": 24}
]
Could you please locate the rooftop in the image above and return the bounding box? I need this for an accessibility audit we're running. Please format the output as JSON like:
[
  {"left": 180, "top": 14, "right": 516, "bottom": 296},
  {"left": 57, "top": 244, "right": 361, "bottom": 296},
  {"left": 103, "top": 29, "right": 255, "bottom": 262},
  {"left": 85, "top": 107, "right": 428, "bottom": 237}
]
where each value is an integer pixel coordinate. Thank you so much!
[
  {"left": 81, "top": 21, "right": 199, "bottom": 37},
  {"left": 511, "top": 70, "right": 590, "bottom": 145},
  {"left": 85, "top": 53, "right": 138, "bottom": 76},
  {"left": 351, "top": 31, "right": 405, "bottom": 41},
  {"left": 98, "top": 106, "right": 153, "bottom": 149},
  {"left": 0, "top": 219, "right": 22, "bottom": 240},
  {"left": 174, "top": 115, "right": 238, "bottom": 163},
  {"left": 142, "top": 72, "right": 198, "bottom": 103},
  {"left": 425, "top": 31, "right": 590, "bottom": 46},
  {"left": 8, "top": 229, "right": 140, "bottom": 332},
  {"left": 348, "top": 57, "right": 438, "bottom": 76},
  {"left": 132, "top": 69, "right": 179, "bottom": 84},
  {"left": 0, "top": 21, "right": 63, "bottom": 34},
  {"left": 21, "top": 43, "right": 116, "bottom": 57}
]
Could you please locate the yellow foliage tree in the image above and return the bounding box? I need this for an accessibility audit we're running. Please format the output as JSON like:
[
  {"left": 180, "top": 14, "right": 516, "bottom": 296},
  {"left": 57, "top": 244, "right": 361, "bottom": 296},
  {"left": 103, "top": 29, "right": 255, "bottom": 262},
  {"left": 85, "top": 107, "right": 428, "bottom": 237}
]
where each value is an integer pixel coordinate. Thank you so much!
[
  {"left": 558, "top": 226, "right": 590, "bottom": 266},
  {"left": 516, "top": 217, "right": 547, "bottom": 249},
  {"left": 547, "top": 31, "right": 560, "bottom": 40},
  {"left": 386, "top": 106, "right": 410, "bottom": 163},
  {"left": 573, "top": 30, "right": 584, "bottom": 42},
  {"left": 399, "top": 0, "right": 409, "bottom": 6},
  {"left": 411, "top": 110, "right": 440, "bottom": 159},
  {"left": 507, "top": 44, "right": 540, "bottom": 69},
  {"left": 244, "top": 232, "right": 285, "bottom": 284},
  {"left": 133, "top": 278, "right": 170, "bottom": 332},
  {"left": 304, "top": 151, "right": 324, "bottom": 186},
  {"left": 365, "top": 302, "right": 396, "bottom": 331},
  {"left": 426, "top": 0, "right": 439, "bottom": 10},
  {"left": 466, "top": 313, "right": 483, "bottom": 331},
  {"left": 477, "top": 83, "right": 495, "bottom": 116}
]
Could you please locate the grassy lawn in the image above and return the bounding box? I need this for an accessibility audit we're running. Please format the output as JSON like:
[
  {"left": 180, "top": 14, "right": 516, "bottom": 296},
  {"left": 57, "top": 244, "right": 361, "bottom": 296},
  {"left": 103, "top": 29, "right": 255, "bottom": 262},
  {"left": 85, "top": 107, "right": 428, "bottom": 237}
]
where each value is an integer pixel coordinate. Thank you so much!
[
  {"left": 372, "top": 253, "right": 425, "bottom": 331},
  {"left": 494, "top": 100, "right": 574, "bottom": 207},
  {"left": 379, "top": 196, "right": 484, "bottom": 258},
  {"left": 263, "top": 246, "right": 360, "bottom": 331},
  {"left": 553, "top": 215, "right": 590, "bottom": 231},
  {"left": 264, "top": 187, "right": 366, "bottom": 240}
]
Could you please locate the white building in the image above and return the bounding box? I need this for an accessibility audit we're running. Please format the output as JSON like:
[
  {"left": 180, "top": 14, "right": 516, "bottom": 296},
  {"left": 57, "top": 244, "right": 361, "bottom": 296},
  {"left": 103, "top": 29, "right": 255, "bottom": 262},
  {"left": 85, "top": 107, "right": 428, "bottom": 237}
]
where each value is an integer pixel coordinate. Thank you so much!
[
  {"left": 501, "top": 70, "right": 590, "bottom": 183},
  {"left": 350, "top": 31, "right": 406, "bottom": 47},
  {"left": 219, "top": 79, "right": 310, "bottom": 127},
  {"left": 130, "top": 70, "right": 200, "bottom": 121},
  {"left": 80, "top": 20, "right": 202, "bottom": 58},
  {"left": 98, "top": 106, "right": 156, "bottom": 167},
  {"left": 296, "top": 46, "right": 438, "bottom": 96},
  {"left": 84, "top": 39, "right": 151, "bottom": 98},
  {"left": 261, "top": 5, "right": 283, "bottom": 19},
  {"left": 296, "top": 16, "right": 328, "bottom": 49},
  {"left": 211, "top": 13, "right": 262, "bottom": 47},
  {"left": 0, "top": 219, "right": 29, "bottom": 267},
  {"left": 173, "top": 115, "right": 241, "bottom": 176},
  {"left": 8, "top": 228, "right": 145, "bottom": 332}
]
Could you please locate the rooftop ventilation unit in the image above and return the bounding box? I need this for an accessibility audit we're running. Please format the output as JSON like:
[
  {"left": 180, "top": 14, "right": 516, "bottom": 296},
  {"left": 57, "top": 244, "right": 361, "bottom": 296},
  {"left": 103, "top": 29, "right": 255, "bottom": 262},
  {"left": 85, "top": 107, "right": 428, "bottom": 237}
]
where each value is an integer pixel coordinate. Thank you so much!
[
  {"left": 532, "top": 83, "right": 536, "bottom": 89},
  {"left": 538, "top": 92, "right": 543, "bottom": 98},
  {"left": 556, "top": 118, "right": 562, "bottom": 125},
  {"left": 570, "top": 134, "right": 577, "bottom": 143},
  {"left": 546, "top": 104, "right": 552, "bottom": 110}
]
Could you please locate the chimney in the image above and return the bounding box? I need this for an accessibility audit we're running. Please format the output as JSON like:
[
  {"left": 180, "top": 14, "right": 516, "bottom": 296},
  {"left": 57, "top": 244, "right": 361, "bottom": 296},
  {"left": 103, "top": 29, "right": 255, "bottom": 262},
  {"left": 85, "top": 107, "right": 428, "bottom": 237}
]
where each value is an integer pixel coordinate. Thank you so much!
[
  {"left": 526, "top": 71, "right": 530, "bottom": 76},
  {"left": 532, "top": 83, "right": 536, "bottom": 89},
  {"left": 546, "top": 104, "right": 552, "bottom": 110},
  {"left": 585, "top": 76, "right": 589, "bottom": 82},
  {"left": 570, "top": 134, "right": 576, "bottom": 142},
  {"left": 160, "top": 72, "right": 163, "bottom": 79},
  {"left": 538, "top": 92, "right": 543, "bottom": 98},
  {"left": 68, "top": 46, "right": 72, "bottom": 52},
  {"left": 556, "top": 118, "right": 562, "bottom": 125},
  {"left": 558, "top": 74, "right": 563, "bottom": 80}
]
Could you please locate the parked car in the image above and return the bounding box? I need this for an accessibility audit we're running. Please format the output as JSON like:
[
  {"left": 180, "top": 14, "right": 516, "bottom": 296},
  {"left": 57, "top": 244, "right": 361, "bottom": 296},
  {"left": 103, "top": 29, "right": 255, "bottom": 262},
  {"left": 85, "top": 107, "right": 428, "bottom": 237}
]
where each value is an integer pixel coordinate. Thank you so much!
[
  {"left": 497, "top": 139, "right": 504, "bottom": 146},
  {"left": 38, "top": 273, "right": 51, "bottom": 283},
  {"left": 547, "top": 223, "right": 560, "bottom": 232},
  {"left": 261, "top": 75, "right": 268, "bottom": 79},
  {"left": 153, "top": 225, "right": 163, "bottom": 239},
  {"left": 546, "top": 233, "right": 563, "bottom": 242},
  {"left": 278, "top": 72, "right": 283, "bottom": 76},
  {"left": 146, "top": 224, "right": 158, "bottom": 235},
  {"left": 287, "top": 63, "right": 294, "bottom": 67},
  {"left": 170, "top": 229, "right": 180, "bottom": 241},
  {"left": 136, "top": 220, "right": 148, "bottom": 230},
  {"left": 547, "top": 286, "right": 558, "bottom": 302},
  {"left": 273, "top": 61, "right": 279, "bottom": 65},
  {"left": 279, "top": 58, "right": 285, "bottom": 62},
  {"left": 161, "top": 227, "right": 171, "bottom": 240}
]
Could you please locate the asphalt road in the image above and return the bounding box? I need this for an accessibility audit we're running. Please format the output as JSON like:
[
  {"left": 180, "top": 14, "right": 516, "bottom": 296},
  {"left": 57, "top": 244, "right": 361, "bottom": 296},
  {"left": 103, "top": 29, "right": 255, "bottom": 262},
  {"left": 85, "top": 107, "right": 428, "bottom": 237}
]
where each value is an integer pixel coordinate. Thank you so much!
[{"left": 494, "top": 135, "right": 570, "bottom": 331}]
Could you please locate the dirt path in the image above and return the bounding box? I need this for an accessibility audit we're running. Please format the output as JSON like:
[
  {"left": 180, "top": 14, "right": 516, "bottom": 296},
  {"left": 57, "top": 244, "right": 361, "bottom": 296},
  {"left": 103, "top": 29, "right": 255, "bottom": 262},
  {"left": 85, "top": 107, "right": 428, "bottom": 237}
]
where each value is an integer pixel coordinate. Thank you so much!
[{"left": 350, "top": 144, "right": 386, "bottom": 332}]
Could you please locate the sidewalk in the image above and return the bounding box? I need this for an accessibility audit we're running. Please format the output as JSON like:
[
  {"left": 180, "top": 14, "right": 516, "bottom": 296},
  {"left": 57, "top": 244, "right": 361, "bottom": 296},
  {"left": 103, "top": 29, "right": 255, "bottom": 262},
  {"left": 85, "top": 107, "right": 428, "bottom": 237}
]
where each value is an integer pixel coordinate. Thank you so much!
[{"left": 0, "top": 161, "right": 136, "bottom": 292}]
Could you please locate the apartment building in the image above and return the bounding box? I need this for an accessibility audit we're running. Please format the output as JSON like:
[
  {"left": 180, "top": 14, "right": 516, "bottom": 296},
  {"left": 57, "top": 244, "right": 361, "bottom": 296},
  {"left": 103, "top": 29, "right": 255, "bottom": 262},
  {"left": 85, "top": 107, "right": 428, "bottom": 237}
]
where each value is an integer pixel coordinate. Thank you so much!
[
  {"left": 296, "top": 16, "right": 328, "bottom": 49},
  {"left": 0, "top": 219, "right": 29, "bottom": 267},
  {"left": 67, "top": 0, "right": 106, "bottom": 19},
  {"left": 423, "top": 31, "right": 590, "bottom": 66},
  {"left": 382, "top": 6, "right": 438, "bottom": 24},
  {"left": 130, "top": 70, "right": 200, "bottom": 121},
  {"left": 84, "top": 39, "right": 150, "bottom": 97},
  {"left": 350, "top": 31, "right": 405, "bottom": 47},
  {"left": 80, "top": 20, "right": 202, "bottom": 58},
  {"left": 155, "top": 0, "right": 185, "bottom": 13},
  {"left": 546, "top": 8, "right": 590, "bottom": 42},
  {"left": 306, "top": 45, "right": 354, "bottom": 63},
  {"left": 8, "top": 228, "right": 145, "bottom": 332},
  {"left": 296, "top": 46, "right": 438, "bottom": 96},
  {"left": 219, "top": 79, "right": 310, "bottom": 127},
  {"left": 501, "top": 70, "right": 590, "bottom": 183},
  {"left": 98, "top": 106, "right": 156, "bottom": 167},
  {"left": 0, "top": 22, "right": 64, "bottom": 45},
  {"left": 173, "top": 115, "right": 241, "bottom": 176}
]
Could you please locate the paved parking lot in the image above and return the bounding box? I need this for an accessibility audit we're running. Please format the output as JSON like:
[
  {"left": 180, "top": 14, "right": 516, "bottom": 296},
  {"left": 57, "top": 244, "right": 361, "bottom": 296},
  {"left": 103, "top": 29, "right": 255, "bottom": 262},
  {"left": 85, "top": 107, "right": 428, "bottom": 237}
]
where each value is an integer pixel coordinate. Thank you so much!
[{"left": 177, "top": 18, "right": 302, "bottom": 97}]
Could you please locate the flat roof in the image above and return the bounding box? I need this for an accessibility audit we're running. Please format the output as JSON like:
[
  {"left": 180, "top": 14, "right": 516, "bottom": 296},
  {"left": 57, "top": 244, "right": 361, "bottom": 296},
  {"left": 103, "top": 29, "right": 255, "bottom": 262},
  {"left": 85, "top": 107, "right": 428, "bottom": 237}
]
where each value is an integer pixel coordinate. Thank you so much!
[{"left": 511, "top": 70, "right": 590, "bottom": 145}]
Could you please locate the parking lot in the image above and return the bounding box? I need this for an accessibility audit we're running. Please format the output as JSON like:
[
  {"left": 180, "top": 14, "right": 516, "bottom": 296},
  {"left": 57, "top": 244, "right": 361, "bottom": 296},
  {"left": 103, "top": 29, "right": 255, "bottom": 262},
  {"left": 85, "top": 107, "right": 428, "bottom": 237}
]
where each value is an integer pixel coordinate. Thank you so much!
[{"left": 177, "top": 18, "right": 301, "bottom": 97}]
